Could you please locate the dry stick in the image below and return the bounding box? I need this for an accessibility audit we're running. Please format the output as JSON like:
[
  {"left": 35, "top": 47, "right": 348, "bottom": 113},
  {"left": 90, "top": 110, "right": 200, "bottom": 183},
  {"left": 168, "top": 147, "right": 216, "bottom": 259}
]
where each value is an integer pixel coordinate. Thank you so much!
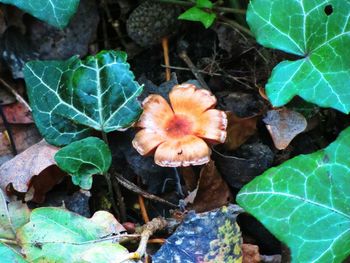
[
  {"left": 119, "top": 217, "right": 168, "bottom": 263},
  {"left": 161, "top": 64, "right": 254, "bottom": 89},
  {"left": 148, "top": 238, "right": 166, "bottom": 244},
  {"left": 156, "top": 0, "right": 246, "bottom": 14},
  {"left": 101, "top": 0, "right": 129, "bottom": 48},
  {"left": 0, "top": 238, "right": 17, "bottom": 245},
  {"left": 114, "top": 172, "right": 178, "bottom": 208},
  {"left": 138, "top": 195, "right": 150, "bottom": 223},
  {"left": 178, "top": 50, "right": 210, "bottom": 91},
  {"left": 162, "top": 37, "right": 171, "bottom": 81},
  {"left": 218, "top": 16, "right": 253, "bottom": 37},
  {"left": 0, "top": 78, "right": 31, "bottom": 112}
]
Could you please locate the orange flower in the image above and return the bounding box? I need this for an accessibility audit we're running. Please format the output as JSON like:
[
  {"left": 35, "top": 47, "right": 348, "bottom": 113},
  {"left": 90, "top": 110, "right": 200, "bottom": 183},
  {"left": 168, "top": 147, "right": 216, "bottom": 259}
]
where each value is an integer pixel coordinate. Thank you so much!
[{"left": 132, "top": 84, "right": 227, "bottom": 167}]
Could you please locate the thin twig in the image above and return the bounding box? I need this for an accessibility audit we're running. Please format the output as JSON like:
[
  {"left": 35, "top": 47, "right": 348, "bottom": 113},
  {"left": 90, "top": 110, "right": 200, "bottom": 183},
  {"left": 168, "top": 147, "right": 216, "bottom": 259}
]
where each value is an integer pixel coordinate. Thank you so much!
[
  {"left": 178, "top": 50, "right": 210, "bottom": 90},
  {"left": 119, "top": 217, "right": 168, "bottom": 263},
  {"left": 101, "top": 0, "right": 129, "bottom": 48},
  {"left": 162, "top": 37, "right": 171, "bottom": 81},
  {"left": 148, "top": 238, "right": 166, "bottom": 244},
  {"left": 161, "top": 64, "right": 253, "bottom": 89},
  {"left": 113, "top": 172, "right": 178, "bottom": 208},
  {"left": 0, "top": 78, "right": 31, "bottom": 112},
  {"left": 138, "top": 195, "right": 150, "bottom": 223},
  {"left": 217, "top": 16, "right": 253, "bottom": 37},
  {"left": 0, "top": 238, "right": 17, "bottom": 245}
]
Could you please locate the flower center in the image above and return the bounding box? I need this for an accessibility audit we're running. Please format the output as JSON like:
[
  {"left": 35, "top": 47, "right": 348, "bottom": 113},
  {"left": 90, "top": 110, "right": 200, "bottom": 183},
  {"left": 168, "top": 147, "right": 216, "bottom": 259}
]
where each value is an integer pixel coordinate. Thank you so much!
[{"left": 165, "top": 114, "right": 193, "bottom": 138}]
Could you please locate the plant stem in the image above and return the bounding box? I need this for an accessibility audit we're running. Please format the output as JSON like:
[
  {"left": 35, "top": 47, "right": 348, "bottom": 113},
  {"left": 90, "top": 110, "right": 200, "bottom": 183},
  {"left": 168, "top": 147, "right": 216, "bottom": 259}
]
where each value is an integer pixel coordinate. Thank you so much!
[
  {"left": 173, "top": 168, "right": 184, "bottom": 198},
  {"left": 156, "top": 0, "right": 246, "bottom": 14},
  {"left": 112, "top": 177, "right": 127, "bottom": 222},
  {"left": 101, "top": 131, "right": 119, "bottom": 217},
  {"left": 114, "top": 172, "right": 178, "bottom": 208}
]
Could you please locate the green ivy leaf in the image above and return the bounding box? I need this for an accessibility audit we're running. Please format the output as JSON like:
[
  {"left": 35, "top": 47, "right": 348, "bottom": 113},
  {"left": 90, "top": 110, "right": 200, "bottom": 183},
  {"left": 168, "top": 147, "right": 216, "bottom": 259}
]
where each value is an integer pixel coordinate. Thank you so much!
[
  {"left": 17, "top": 208, "right": 131, "bottom": 262},
  {"left": 24, "top": 50, "right": 143, "bottom": 146},
  {"left": 247, "top": 0, "right": 350, "bottom": 113},
  {"left": 0, "top": 243, "right": 27, "bottom": 263},
  {"left": 178, "top": 0, "right": 216, "bottom": 29},
  {"left": 55, "top": 137, "right": 112, "bottom": 190},
  {"left": 0, "top": 0, "right": 80, "bottom": 28},
  {"left": 237, "top": 127, "right": 350, "bottom": 263},
  {"left": 196, "top": 0, "right": 213, "bottom": 9}
]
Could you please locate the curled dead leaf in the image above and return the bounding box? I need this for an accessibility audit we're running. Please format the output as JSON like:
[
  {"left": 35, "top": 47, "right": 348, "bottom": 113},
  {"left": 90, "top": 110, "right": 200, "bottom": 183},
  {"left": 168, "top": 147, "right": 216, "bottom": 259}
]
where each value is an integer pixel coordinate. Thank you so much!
[
  {"left": 187, "top": 161, "right": 233, "bottom": 213},
  {"left": 0, "top": 140, "right": 63, "bottom": 200},
  {"left": 263, "top": 109, "right": 307, "bottom": 150}
]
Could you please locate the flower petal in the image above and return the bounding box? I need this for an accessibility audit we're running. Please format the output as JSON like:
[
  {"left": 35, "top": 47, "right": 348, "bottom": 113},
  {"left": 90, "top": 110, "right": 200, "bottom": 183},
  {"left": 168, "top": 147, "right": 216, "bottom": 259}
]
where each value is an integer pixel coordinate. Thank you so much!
[
  {"left": 132, "top": 129, "right": 166, "bottom": 155},
  {"left": 193, "top": 109, "right": 227, "bottom": 143},
  {"left": 136, "top": 95, "right": 174, "bottom": 132},
  {"left": 169, "top": 84, "right": 217, "bottom": 115},
  {"left": 154, "top": 135, "right": 210, "bottom": 167}
]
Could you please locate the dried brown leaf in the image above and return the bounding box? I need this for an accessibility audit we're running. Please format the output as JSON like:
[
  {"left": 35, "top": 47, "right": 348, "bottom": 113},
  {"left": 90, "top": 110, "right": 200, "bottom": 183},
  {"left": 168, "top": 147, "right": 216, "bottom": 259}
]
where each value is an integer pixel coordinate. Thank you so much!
[
  {"left": 0, "top": 102, "right": 33, "bottom": 124},
  {"left": 0, "top": 140, "right": 61, "bottom": 197},
  {"left": 263, "top": 109, "right": 307, "bottom": 150},
  {"left": 224, "top": 112, "right": 258, "bottom": 151},
  {"left": 188, "top": 161, "right": 233, "bottom": 213}
]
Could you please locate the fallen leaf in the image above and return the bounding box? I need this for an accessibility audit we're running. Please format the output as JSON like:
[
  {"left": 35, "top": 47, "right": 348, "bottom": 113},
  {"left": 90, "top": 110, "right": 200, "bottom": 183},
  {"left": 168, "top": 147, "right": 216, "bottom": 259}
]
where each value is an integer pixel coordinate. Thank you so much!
[
  {"left": 224, "top": 112, "right": 258, "bottom": 151},
  {"left": 0, "top": 124, "right": 41, "bottom": 165},
  {"left": 0, "top": 243, "right": 27, "bottom": 262},
  {"left": 0, "top": 140, "right": 62, "bottom": 198},
  {"left": 0, "top": 189, "right": 30, "bottom": 240},
  {"left": 242, "top": 244, "right": 260, "bottom": 263},
  {"left": 180, "top": 166, "right": 199, "bottom": 192},
  {"left": 0, "top": 102, "right": 33, "bottom": 124},
  {"left": 153, "top": 205, "right": 243, "bottom": 263},
  {"left": 17, "top": 207, "right": 130, "bottom": 263},
  {"left": 28, "top": 165, "right": 67, "bottom": 203},
  {"left": 263, "top": 109, "right": 307, "bottom": 150},
  {"left": 188, "top": 161, "right": 233, "bottom": 213}
]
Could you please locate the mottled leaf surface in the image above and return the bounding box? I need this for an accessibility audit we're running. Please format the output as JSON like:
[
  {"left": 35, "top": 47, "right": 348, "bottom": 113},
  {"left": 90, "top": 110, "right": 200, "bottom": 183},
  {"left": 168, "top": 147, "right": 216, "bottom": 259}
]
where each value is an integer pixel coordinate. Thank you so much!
[
  {"left": 153, "top": 205, "right": 242, "bottom": 263},
  {"left": 237, "top": 127, "right": 350, "bottom": 262},
  {"left": 55, "top": 137, "right": 112, "bottom": 189},
  {"left": 0, "top": 0, "right": 80, "bottom": 28},
  {"left": 17, "top": 208, "right": 130, "bottom": 262},
  {"left": 247, "top": 0, "right": 350, "bottom": 113},
  {"left": 24, "top": 50, "right": 143, "bottom": 146},
  {"left": 0, "top": 189, "right": 30, "bottom": 240}
]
